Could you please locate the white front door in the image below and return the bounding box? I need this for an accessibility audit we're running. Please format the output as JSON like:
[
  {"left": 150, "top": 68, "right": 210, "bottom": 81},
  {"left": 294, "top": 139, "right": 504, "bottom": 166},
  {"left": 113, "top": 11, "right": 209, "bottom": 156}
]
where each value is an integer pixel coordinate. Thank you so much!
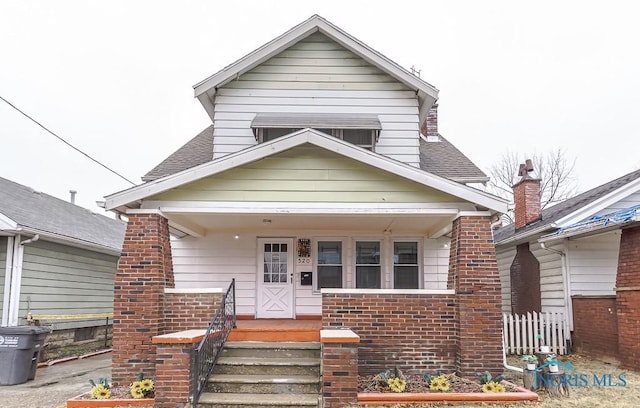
[{"left": 256, "top": 238, "right": 294, "bottom": 319}]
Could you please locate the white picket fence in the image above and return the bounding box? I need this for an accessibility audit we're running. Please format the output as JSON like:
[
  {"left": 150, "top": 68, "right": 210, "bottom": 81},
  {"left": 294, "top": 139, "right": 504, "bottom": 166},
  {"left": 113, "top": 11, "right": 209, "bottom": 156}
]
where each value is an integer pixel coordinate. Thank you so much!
[{"left": 503, "top": 311, "right": 569, "bottom": 355}]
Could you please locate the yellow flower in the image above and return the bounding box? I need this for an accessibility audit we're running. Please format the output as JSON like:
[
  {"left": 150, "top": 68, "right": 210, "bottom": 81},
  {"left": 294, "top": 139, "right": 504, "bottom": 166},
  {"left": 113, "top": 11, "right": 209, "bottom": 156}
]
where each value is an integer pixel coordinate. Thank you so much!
[
  {"left": 387, "top": 377, "right": 407, "bottom": 393},
  {"left": 130, "top": 381, "right": 146, "bottom": 398},
  {"left": 429, "top": 375, "right": 450, "bottom": 392},
  {"left": 140, "top": 378, "right": 154, "bottom": 392},
  {"left": 482, "top": 381, "right": 506, "bottom": 393},
  {"left": 91, "top": 384, "right": 111, "bottom": 399}
]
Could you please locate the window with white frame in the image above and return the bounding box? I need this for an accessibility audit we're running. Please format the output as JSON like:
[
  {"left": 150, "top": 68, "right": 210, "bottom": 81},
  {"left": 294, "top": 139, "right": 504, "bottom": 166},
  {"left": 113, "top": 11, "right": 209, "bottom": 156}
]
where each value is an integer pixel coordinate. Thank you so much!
[
  {"left": 393, "top": 241, "right": 420, "bottom": 289},
  {"left": 355, "top": 241, "right": 381, "bottom": 288},
  {"left": 317, "top": 241, "right": 343, "bottom": 289},
  {"left": 254, "top": 127, "right": 378, "bottom": 150}
]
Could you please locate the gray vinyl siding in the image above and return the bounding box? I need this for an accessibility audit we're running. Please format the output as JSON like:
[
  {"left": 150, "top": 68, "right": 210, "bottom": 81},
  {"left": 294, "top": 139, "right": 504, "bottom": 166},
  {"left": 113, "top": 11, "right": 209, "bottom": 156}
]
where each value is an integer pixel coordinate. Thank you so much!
[
  {"left": 0, "top": 236, "right": 6, "bottom": 321},
  {"left": 566, "top": 231, "right": 620, "bottom": 296},
  {"left": 18, "top": 240, "right": 117, "bottom": 330},
  {"left": 213, "top": 32, "right": 421, "bottom": 166},
  {"left": 496, "top": 245, "right": 516, "bottom": 313}
]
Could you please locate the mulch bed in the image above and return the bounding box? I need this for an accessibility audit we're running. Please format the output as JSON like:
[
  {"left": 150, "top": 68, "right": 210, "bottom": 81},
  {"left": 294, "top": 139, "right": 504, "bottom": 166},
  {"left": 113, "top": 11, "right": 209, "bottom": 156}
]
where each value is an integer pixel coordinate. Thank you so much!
[{"left": 359, "top": 373, "right": 520, "bottom": 393}]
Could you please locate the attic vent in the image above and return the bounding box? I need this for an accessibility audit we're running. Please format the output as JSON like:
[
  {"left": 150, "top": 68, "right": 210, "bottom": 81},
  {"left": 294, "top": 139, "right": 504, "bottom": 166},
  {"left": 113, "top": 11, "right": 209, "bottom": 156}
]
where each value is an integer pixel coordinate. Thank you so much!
[
  {"left": 251, "top": 113, "right": 381, "bottom": 129},
  {"left": 426, "top": 135, "right": 440, "bottom": 142}
]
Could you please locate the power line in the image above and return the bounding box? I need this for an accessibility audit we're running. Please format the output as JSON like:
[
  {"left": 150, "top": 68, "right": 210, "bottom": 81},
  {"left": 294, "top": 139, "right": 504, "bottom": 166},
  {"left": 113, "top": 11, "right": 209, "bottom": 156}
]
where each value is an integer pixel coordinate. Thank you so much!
[{"left": 0, "top": 95, "right": 136, "bottom": 186}]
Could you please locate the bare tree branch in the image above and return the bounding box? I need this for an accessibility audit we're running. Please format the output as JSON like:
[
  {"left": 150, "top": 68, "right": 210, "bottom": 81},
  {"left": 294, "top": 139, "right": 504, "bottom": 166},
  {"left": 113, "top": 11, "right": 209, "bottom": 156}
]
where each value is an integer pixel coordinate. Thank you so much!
[{"left": 485, "top": 148, "right": 579, "bottom": 224}]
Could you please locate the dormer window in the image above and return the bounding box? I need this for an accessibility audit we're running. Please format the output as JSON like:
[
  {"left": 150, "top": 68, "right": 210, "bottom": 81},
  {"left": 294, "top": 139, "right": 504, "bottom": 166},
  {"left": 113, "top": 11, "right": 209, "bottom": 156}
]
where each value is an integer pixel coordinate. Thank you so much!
[{"left": 252, "top": 113, "right": 381, "bottom": 151}]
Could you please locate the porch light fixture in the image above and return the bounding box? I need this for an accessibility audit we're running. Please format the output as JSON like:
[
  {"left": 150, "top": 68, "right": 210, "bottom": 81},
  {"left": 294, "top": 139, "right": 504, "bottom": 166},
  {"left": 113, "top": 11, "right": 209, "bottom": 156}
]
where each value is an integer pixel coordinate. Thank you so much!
[
  {"left": 262, "top": 219, "right": 272, "bottom": 225},
  {"left": 234, "top": 234, "right": 240, "bottom": 240}
]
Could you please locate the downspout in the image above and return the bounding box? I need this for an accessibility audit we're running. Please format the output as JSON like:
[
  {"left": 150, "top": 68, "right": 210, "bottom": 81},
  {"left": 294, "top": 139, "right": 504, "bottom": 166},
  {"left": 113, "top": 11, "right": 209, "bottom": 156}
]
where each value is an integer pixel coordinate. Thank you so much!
[
  {"left": 1, "top": 236, "right": 15, "bottom": 326},
  {"left": 540, "top": 241, "right": 573, "bottom": 350},
  {"left": 6, "top": 234, "right": 39, "bottom": 326}
]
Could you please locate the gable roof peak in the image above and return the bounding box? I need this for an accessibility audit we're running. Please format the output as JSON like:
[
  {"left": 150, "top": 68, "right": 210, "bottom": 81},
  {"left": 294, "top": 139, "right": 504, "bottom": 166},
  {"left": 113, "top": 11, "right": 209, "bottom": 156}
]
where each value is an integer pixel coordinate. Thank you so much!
[{"left": 193, "top": 14, "right": 438, "bottom": 124}]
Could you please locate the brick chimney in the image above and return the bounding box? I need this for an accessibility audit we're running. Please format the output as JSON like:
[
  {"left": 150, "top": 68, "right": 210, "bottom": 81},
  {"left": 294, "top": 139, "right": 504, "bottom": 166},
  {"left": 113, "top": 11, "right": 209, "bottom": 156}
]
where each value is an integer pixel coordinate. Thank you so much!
[
  {"left": 512, "top": 159, "right": 541, "bottom": 229},
  {"left": 420, "top": 103, "right": 438, "bottom": 137}
]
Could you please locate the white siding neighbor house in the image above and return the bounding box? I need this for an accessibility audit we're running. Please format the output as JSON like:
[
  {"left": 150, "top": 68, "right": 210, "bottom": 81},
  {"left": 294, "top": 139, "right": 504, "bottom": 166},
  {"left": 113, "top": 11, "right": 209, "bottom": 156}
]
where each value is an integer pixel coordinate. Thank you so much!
[{"left": 494, "top": 164, "right": 640, "bottom": 359}]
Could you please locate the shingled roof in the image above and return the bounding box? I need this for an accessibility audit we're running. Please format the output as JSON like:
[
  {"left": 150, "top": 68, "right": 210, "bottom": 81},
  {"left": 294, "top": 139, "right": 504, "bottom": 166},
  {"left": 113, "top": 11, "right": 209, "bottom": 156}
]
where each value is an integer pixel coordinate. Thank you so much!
[
  {"left": 494, "top": 167, "right": 640, "bottom": 244},
  {"left": 0, "top": 177, "right": 126, "bottom": 253},
  {"left": 142, "top": 126, "right": 487, "bottom": 184},
  {"left": 418, "top": 135, "right": 488, "bottom": 183}
]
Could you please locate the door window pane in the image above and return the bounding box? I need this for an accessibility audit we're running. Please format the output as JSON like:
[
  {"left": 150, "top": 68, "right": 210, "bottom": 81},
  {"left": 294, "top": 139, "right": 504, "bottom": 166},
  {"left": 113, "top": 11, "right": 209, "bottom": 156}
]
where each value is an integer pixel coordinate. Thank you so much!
[
  {"left": 264, "top": 243, "right": 288, "bottom": 284},
  {"left": 393, "top": 242, "right": 419, "bottom": 289},
  {"left": 317, "top": 241, "right": 342, "bottom": 289},
  {"left": 356, "top": 241, "right": 381, "bottom": 288}
]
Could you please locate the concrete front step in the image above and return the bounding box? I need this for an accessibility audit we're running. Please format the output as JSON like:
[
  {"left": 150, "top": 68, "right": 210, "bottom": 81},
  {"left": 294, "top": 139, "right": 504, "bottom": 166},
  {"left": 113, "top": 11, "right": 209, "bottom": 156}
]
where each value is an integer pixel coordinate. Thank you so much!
[
  {"left": 198, "top": 392, "right": 319, "bottom": 408},
  {"left": 207, "top": 374, "right": 320, "bottom": 394},
  {"left": 215, "top": 356, "right": 320, "bottom": 376},
  {"left": 223, "top": 341, "right": 320, "bottom": 358}
]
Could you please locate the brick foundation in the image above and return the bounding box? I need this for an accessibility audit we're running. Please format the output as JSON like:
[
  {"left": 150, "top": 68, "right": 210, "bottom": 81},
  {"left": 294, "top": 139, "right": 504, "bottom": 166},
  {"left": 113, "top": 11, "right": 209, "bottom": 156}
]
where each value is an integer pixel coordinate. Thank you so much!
[
  {"left": 112, "top": 213, "right": 174, "bottom": 385},
  {"left": 615, "top": 225, "right": 640, "bottom": 370},
  {"left": 572, "top": 296, "right": 618, "bottom": 359}
]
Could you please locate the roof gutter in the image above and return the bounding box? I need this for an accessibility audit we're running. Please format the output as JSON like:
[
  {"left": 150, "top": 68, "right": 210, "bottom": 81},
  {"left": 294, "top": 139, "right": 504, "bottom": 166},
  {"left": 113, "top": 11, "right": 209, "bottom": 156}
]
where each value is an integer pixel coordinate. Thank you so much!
[
  {"left": 495, "top": 223, "right": 557, "bottom": 247},
  {"left": 16, "top": 226, "right": 122, "bottom": 256}
]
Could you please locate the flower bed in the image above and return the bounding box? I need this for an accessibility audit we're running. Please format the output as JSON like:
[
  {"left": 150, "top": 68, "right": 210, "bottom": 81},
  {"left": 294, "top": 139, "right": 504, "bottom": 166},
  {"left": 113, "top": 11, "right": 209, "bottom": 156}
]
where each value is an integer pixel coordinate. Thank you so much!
[
  {"left": 357, "top": 373, "right": 538, "bottom": 405},
  {"left": 66, "top": 388, "right": 153, "bottom": 408}
]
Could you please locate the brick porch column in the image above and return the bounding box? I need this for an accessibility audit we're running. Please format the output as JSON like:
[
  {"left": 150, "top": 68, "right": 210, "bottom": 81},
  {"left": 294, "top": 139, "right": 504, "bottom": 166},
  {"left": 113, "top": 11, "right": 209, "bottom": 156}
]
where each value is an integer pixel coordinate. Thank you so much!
[
  {"left": 615, "top": 225, "right": 640, "bottom": 370},
  {"left": 112, "top": 213, "right": 174, "bottom": 385},
  {"left": 449, "top": 215, "right": 503, "bottom": 378}
]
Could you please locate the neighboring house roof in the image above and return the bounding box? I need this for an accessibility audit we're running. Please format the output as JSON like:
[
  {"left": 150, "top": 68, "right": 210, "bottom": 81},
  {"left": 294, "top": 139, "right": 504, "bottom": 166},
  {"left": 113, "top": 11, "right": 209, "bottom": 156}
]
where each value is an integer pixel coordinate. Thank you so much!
[
  {"left": 418, "top": 135, "right": 488, "bottom": 183},
  {"left": 193, "top": 15, "right": 438, "bottom": 124},
  {"left": 142, "top": 126, "right": 488, "bottom": 184},
  {"left": 108, "top": 129, "right": 508, "bottom": 214},
  {"left": 0, "top": 177, "right": 126, "bottom": 253},
  {"left": 494, "top": 168, "right": 640, "bottom": 244}
]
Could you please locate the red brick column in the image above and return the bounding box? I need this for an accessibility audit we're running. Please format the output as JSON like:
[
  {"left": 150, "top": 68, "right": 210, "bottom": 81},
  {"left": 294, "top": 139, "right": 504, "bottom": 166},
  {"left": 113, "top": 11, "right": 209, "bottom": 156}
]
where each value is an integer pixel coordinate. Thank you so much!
[
  {"left": 153, "top": 331, "right": 201, "bottom": 408},
  {"left": 321, "top": 329, "right": 360, "bottom": 408},
  {"left": 112, "top": 213, "right": 174, "bottom": 385},
  {"left": 449, "top": 215, "right": 503, "bottom": 378},
  {"left": 616, "top": 225, "right": 640, "bottom": 370}
]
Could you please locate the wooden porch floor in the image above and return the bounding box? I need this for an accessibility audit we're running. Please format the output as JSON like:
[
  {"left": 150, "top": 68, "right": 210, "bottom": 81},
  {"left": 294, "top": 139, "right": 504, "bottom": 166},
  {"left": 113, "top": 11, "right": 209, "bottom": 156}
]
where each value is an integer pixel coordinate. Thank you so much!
[{"left": 228, "top": 319, "right": 322, "bottom": 342}]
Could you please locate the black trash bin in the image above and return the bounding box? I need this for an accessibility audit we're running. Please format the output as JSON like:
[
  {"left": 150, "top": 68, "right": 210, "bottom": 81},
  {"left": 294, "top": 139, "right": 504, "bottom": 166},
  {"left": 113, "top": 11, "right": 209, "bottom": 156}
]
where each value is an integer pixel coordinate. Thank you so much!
[{"left": 0, "top": 326, "right": 51, "bottom": 385}]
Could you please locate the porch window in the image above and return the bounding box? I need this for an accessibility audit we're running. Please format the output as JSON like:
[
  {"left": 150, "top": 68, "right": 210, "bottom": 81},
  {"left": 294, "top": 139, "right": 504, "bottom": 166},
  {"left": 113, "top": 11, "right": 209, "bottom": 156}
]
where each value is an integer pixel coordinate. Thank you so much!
[
  {"left": 317, "top": 241, "right": 343, "bottom": 289},
  {"left": 393, "top": 241, "right": 420, "bottom": 289},
  {"left": 355, "top": 241, "right": 381, "bottom": 288},
  {"left": 263, "top": 243, "right": 288, "bottom": 283}
]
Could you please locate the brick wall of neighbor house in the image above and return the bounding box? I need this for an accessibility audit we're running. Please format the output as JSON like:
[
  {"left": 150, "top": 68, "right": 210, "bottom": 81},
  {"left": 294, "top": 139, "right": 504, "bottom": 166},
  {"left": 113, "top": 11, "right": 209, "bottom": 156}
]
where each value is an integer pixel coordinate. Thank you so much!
[
  {"left": 164, "top": 292, "right": 223, "bottom": 333},
  {"left": 322, "top": 293, "right": 457, "bottom": 375},
  {"left": 571, "top": 296, "right": 618, "bottom": 359},
  {"left": 615, "top": 225, "right": 640, "bottom": 370},
  {"left": 112, "top": 213, "right": 174, "bottom": 386},
  {"left": 510, "top": 243, "right": 542, "bottom": 314}
]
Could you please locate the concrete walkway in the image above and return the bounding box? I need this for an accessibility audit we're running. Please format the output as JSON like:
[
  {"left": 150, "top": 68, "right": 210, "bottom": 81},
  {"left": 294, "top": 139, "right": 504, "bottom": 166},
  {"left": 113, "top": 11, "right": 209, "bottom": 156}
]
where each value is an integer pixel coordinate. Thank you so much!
[{"left": 2, "top": 352, "right": 112, "bottom": 408}]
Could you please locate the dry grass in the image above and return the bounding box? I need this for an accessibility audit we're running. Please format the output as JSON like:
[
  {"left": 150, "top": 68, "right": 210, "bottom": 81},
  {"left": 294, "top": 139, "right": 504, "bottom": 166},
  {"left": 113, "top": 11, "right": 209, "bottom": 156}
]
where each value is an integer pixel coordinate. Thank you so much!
[{"left": 353, "top": 353, "right": 640, "bottom": 408}]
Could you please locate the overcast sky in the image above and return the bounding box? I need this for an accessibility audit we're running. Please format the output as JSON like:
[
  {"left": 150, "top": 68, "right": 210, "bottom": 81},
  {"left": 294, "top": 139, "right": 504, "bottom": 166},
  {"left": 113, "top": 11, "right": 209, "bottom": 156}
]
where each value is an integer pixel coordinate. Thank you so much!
[{"left": 1, "top": 1, "right": 639, "bottom": 212}]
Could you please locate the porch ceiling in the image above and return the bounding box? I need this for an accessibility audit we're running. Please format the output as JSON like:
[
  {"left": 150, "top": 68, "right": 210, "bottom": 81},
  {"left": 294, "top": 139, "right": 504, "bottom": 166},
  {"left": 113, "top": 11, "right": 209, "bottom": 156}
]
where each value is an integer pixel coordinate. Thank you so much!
[{"left": 165, "top": 212, "right": 455, "bottom": 237}]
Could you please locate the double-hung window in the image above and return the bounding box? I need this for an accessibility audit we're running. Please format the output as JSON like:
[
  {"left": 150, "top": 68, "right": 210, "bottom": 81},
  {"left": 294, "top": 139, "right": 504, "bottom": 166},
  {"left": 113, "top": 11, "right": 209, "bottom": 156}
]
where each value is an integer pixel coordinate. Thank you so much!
[
  {"left": 393, "top": 241, "right": 420, "bottom": 289},
  {"left": 355, "top": 241, "right": 381, "bottom": 288},
  {"left": 317, "top": 241, "right": 343, "bottom": 289}
]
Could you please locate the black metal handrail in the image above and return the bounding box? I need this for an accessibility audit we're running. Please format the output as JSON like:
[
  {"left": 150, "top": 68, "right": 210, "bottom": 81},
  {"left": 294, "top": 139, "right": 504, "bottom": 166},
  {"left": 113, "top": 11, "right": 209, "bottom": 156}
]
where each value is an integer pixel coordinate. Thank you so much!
[{"left": 192, "top": 279, "right": 236, "bottom": 407}]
